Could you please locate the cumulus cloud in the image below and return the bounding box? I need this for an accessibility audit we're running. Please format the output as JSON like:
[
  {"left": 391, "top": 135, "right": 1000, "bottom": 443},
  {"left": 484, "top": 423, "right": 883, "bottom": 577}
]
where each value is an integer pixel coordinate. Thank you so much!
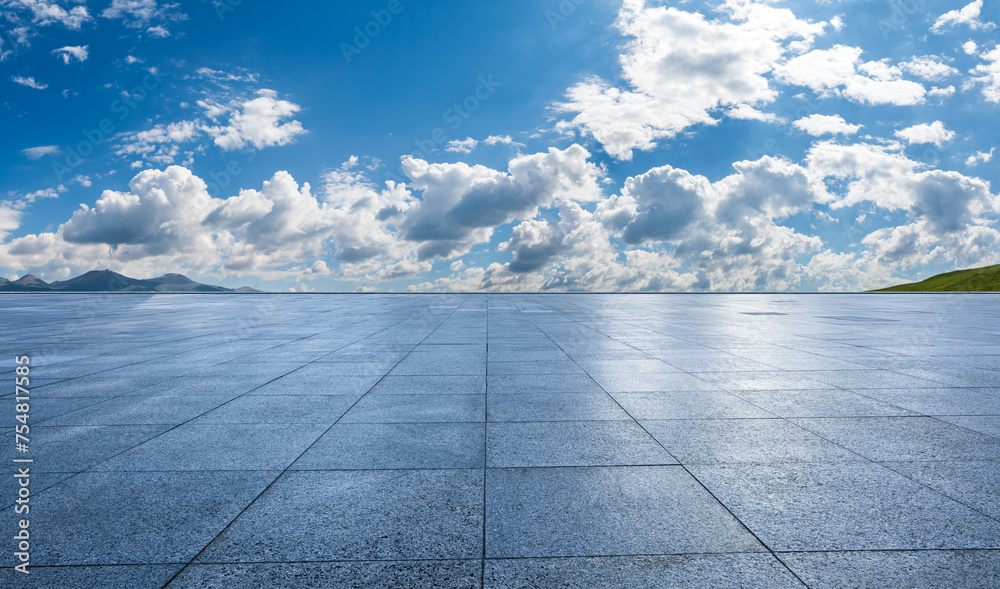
[
  {"left": 899, "top": 56, "right": 957, "bottom": 81},
  {"left": 0, "top": 166, "right": 340, "bottom": 281},
  {"left": 727, "top": 104, "right": 783, "bottom": 123},
  {"left": 21, "top": 145, "right": 60, "bottom": 159},
  {"left": 807, "top": 141, "right": 998, "bottom": 235},
  {"left": 207, "top": 89, "right": 306, "bottom": 151},
  {"left": 970, "top": 45, "right": 1000, "bottom": 103},
  {"left": 51, "top": 45, "right": 88, "bottom": 64},
  {"left": 775, "top": 45, "right": 926, "bottom": 105},
  {"left": 966, "top": 148, "right": 995, "bottom": 167},
  {"left": 894, "top": 121, "right": 956, "bottom": 147},
  {"left": 444, "top": 138, "right": 478, "bottom": 154},
  {"left": 114, "top": 88, "right": 306, "bottom": 166},
  {"left": 555, "top": 0, "right": 832, "bottom": 160},
  {"left": 401, "top": 144, "right": 606, "bottom": 259},
  {"left": 792, "top": 114, "right": 861, "bottom": 136},
  {"left": 12, "top": 75, "right": 47, "bottom": 89},
  {"left": 931, "top": 0, "right": 995, "bottom": 34}
]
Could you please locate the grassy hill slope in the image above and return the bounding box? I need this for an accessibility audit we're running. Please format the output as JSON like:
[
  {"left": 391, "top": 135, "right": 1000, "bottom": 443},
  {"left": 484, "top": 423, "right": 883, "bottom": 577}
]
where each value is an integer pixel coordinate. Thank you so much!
[{"left": 872, "top": 265, "right": 1000, "bottom": 292}]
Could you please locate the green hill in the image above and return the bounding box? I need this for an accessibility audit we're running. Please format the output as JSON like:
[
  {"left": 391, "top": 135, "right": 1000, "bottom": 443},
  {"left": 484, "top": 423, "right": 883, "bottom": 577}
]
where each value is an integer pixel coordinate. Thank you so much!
[{"left": 872, "top": 264, "right": 1000, "bottom": 292}]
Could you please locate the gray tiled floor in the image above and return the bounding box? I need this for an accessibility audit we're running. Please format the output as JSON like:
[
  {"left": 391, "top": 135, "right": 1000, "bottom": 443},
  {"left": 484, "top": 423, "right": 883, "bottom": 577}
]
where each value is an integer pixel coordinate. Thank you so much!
[{"left": 1, "top": 293, "right": 999, "bottom": 587}]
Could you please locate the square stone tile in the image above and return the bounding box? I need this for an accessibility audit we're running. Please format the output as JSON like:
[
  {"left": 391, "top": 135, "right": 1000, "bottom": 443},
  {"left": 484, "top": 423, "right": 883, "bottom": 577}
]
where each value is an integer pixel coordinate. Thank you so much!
[
  {"left": 793, "top": 417, "right": 1000, "bottom": 462},
  {"left": 487, "top": 421, "right": 675, "bottom": 467},
  {"left": 487, "top": 393, "right": 631, "bottom": 422},
  {"left": 369, "top": 375, "right": 486, "bottom": 395},
  {"left": 251, "top": 373, "right": 382, "bottom": 396},
  {"left": 882, "top": 460, "right": 1000, "bottom": 519},
  {"left": 5, "top": 425, "right": 170, "bottom": 473},
  {"left": 858, "top": 388, "right": 1000, "bottom": 416},
  {"left": 487, "top": 374, "right": 604, "bottom": 394},
  {"left": 196, "top": 469, "right": 483, "bottom": 562},
  {"left": 191, "top": 394, "right": 357, "bottom": 425},
  {"left": 937, "top": 415, "right": 1000, "bottom": 437},
  {"left": 42, "top": 394, "right": 239, "bottom": 426},
  {"left": 592, "top": 372, "right": 719, "bottom": 393},
  {"left": 781, "top": 550, "right": 1000, "bottom": 589},
  {"left": 12, "top": 565, "right": 183, "bottom": 589},
  {"left": 691, "top": 462, "right": 1000, "bottom": 551},
  {"left": 486, "top": 466, "right": 765, "bottom": 557},
  {"left": 484, "top": 554, "right": 803, "bottom": 589},
  {"left": 732, "top": 389, "right": 917, "bottom": 418},
  {"left": 292, "top": 423, "right": 485, "bottom": 470},
  {"left": 613, "top": 391, "right": 775, "bottom": 419},
  {"left": 6, "top": 471, "right": 276, "bottom": 565},
  {"left": 643, "top": 419, "right": 863, "bottom": 465},
  {"left": 169, "top": 561, "right": 481, "bottom": 588},
  {"left": 341, "top": 394, "right": 485, "bottom": 423},
  {"left": 91, "top": 424, "right": 328, "bottom": 471}
]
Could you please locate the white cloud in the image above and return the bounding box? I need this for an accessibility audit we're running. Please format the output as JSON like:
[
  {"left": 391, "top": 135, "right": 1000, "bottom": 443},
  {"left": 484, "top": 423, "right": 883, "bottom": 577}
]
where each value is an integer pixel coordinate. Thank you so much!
[
  {"left": 114, "top": 88, "right": 307, "bottom": 166},
  {"left": 51, "top": 45, "right": 88, "bottom": 64},
  {"left": 207, "top": 89, "right": 306, "bottom": 151},
  {"left": 727, "top": 104, "right": 783, "bottom": 123},
  {"left": 401, "top": 144, "right": 606, "bottom": 259},
  {"left": 931, "top": 0, "right": 995, "bottom": 34},
  {"left": 484, "top": 135, "right": 523, "bottom": 147},
  {"left": 146, "top": 25, "right": 169, "bottom": 38},
  {"left": 927, "top": 85, "right": 956, "bottom": 98},
  {"left": 12, "top": 75, "right": 47, "bottom": 90},
  {"left": 792, "top": 114, "right": 861, "bottom": 136},
  {"left": 971, "top": 45, "right": 1000, "bottom": 103},
  {"left": 21, "top": 145, "right": 60, "bottom": 159},
  {"left": 963, "top": 41, "right": 978, "bottom": 55},
  {"left": 0, "top": 166, "right": 340, "bottom": 280},
  {"left": 966, "top": 148, "right": 995, "bottom": 167},
  {"left": 115, "top": 121, "right": 199, "bottom": 164},
  {"left": 554, "top": 0, "right": 833, "bottom": 160},
  {"left": 775, "top": 45, "right": 927, "bottom": 105},
  {"left": 444, "top": 138, "right": 478, "bottom": 154},
  {"left": 806, "top": 141, "right": 998, "bottom": 234},
  {"left": 900, "top": 56, "right": 957, "bottom": 81},
  {"left": 14, "top": 0, "right": 92, "bottom": 29},
  {"left": 0, "top": 205, "right": 21, "bottom": 241},
  {"left": 101, "top": 0, "right": 186, "bottom": 27},
  {"left": 894, "top": 121, "right": 956, "bottom": 147}
]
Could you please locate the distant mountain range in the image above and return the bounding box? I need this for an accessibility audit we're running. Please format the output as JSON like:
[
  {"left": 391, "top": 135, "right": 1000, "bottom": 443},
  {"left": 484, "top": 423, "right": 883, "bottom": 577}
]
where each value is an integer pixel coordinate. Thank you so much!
[
  {"left": 872, "top": 264, "right": 1000, "bottom": 292},
  {"left": 0, "top": 270, "right": 263, "bottom": 293}
]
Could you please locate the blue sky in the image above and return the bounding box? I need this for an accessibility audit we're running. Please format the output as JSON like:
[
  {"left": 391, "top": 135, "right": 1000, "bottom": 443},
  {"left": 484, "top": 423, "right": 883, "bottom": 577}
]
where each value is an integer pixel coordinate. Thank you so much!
[{"left": 1, "top": 0, "right": 998, "bottom": 291}]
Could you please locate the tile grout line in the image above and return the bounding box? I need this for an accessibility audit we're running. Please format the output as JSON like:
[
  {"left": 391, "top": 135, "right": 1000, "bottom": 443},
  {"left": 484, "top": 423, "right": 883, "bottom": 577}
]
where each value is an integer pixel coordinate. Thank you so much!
[
  {"left": 159, "top": 296, "right": 468, "bottom": 588},
  {"left": 510, "top": 296, "right": 813, "bottom": 589}
]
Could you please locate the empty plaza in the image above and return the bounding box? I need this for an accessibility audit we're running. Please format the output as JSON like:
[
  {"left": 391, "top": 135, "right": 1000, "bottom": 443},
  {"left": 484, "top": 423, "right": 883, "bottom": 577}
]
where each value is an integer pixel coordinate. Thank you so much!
[{"left": 3, "top": 293, "right": 1000, "bottom": 587}]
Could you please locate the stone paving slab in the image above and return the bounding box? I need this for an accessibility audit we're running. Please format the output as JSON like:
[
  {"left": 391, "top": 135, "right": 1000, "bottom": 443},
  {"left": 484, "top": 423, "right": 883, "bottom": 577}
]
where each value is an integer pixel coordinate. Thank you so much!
[{"left": 0, "top": 293, "right": 998, "bottom": 587}]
